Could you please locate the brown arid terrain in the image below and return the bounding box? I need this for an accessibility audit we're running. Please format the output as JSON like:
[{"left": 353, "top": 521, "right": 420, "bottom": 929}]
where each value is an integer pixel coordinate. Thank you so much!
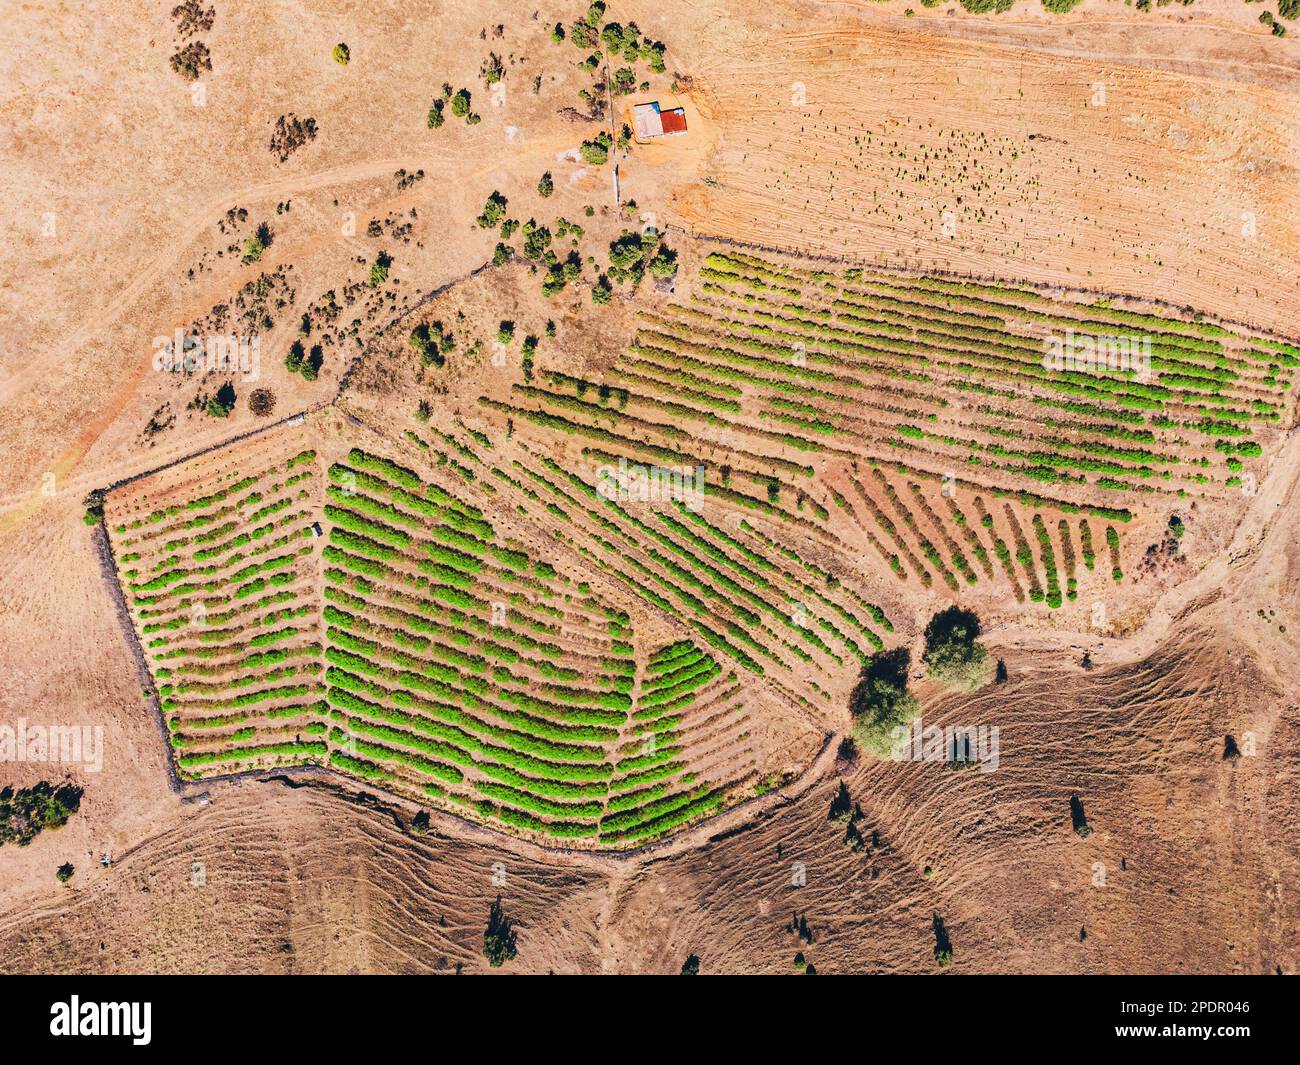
[{"left": 0, "top": 0, "right": 1296, "bottom": 977}]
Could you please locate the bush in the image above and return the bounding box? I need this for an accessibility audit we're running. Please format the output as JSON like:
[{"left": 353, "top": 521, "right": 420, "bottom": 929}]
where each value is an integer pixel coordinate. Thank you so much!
[
  {"left": 169, "top": 40, "right": 212, "bottom": 80},
  {"left": 849, "top": 648, "right": 919, "bottom": 757},
  {"left": 476, "top": 191, "right": 507, "bottom": 229},
  {"left": 537, "top": 171, "right": 554, "bottom": 198},
  {"left": 922, "top": 607, "right": 990, "bottom": 690},
  {"left": 82, "top": 488, "right": 106, "bottom": 525},
  {"left": 828, "top": 781, "right": 853, "bottom": 823},
  {"left": 248, "top": 388, "right": 276, "bottom": 416},
  {"left": 332, "top": 42, "right": 350, "bottom": 65},
  {"left": 56, "top": 862, "right": 74, "bottom": 882},
  {"left": 205, "top": 381, "right": 236, "bottom": 418},
  {"left": 0, "top": 783, "right": 83, "bottom": 847},
  {"left": 580, "top": 131, "right": 612, "bottom": 164},
  {"left": 483, "top": 896, "right": 518, "bottom": 967},
  {"left": 481, "top": 52, "right": 504, "bottom": 85},
  {"left": 450, "top": 88, "right": 472, "bottom": 118},
  {"left": 680, "top": 955, "right": 700, "bottom": 975},
  {"left": 648, "top": 245, "right": 678, "bottom": 278},
  {"left": 269, "top": 113, "right": 318, "bottom": 161}
]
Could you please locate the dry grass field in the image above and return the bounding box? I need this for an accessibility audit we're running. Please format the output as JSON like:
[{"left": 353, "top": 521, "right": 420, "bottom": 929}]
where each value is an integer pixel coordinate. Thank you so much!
[{"left": 0, "top": 0, "right": 1296, "bottom": 974}]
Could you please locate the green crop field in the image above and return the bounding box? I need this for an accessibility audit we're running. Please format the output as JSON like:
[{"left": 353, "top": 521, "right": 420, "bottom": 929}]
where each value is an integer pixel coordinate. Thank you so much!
[
  {"left": 106, "top": 429, "right": 789, "bottom": 848},
  {"left": 104, "top": 241, "right": 1296, "bottom": 849},
  {"left": 473, "top": 246, "right": 1297, "bottom": 610}
]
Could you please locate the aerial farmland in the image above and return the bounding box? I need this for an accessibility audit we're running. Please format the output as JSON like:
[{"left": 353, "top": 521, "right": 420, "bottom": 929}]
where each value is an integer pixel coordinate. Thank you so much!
[{"left": 0, "top": 0, "right": 1296, "bottom": 998}]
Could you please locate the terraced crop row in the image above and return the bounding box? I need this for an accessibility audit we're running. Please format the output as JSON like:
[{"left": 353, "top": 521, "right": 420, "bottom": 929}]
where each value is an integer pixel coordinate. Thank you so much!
[
  {"left": 474, "top": 246, "right": 1295, "bottom": 608},
  {"left": 111, "top": 449, "right": 328, "bottom": 778},
  {"left": 109, "top": 434, "right": 770, "bottom": 848}
]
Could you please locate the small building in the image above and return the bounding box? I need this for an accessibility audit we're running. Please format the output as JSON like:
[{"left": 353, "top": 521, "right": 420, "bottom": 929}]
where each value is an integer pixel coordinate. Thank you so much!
[{"left": 632, "top": 101, "right": 687, "bottom": 140}]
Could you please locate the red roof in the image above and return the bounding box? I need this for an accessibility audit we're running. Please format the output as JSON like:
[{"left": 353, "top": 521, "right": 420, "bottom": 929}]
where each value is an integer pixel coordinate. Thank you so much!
[{"left": 659, "top": 108, "right": 687, "bottom": 134}]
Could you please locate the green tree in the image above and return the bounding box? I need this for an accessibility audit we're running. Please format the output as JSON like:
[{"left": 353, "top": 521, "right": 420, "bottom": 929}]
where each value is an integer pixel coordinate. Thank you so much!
[
  {"left": 0, "top": 783, "right": 83, "bottom": 847},
  {"left": 849, "top": 648, "right": 919, "bottom": 757},
  {"left": 922, "top": 606, "right": 990, "bottom": 691}
]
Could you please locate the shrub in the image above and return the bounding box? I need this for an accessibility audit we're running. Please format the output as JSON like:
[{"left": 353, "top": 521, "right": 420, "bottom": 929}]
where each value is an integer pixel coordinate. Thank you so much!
[
  {"left": 450, "top": 88, "right": 472, "bottom": 118},
  {"left": 248, "top": 388, "right": 276, "bottom": 416},
  {"left": 269, "top": 113, "right": 318, "bottom": 161},
  {"left": 680, "top": 955, "right": 701, "bottom": 975},
  {"left": 82, "top": 488, "right": 106, "bottom": 525},
  {"left": 481, "top": 52, "right": 504, "bottom": 85},
  {"left": 537, "top": 171, "right": 554, "bottom": 198},
  {"left": 483, "top": 896, "right": 518, "bottom": 966},
  {"left": 56, "top": 862, "right": 74, "bottom": 882},
  {"left": 332, "top": 42, "right": 350, "bottom": 65},
  {"left": 580, "top": 131, "right": 612, "bottom": 164},
  {"left": 521, "top": 219, "right": 552, "bottom": 259},
  {"left": 169, "top": 40, "right": 212, "bottom": 80},
  {"left": 205, "top": 381, "right": 236, "bottom": 418},
  {"left": 828, "top": 781, "right": 853, "bottom": 823},
  {"left": 0, "top": 783, "right": 83, "bottom": 847},
  {"left": 476, "top": 191, "right": 508, "bottom": 229},
  {"left": 648, "top": 245, "right": 678, "bottom": 278}
]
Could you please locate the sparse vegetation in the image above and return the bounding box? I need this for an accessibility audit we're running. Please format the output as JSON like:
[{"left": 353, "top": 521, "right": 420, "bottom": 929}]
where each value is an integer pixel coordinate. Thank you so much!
[
  {"left": 0, "top": 783, "right": 83, "bottom": 847},
  {"left": 269, "top": 114, "right": 318, "bottom": 161}
]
